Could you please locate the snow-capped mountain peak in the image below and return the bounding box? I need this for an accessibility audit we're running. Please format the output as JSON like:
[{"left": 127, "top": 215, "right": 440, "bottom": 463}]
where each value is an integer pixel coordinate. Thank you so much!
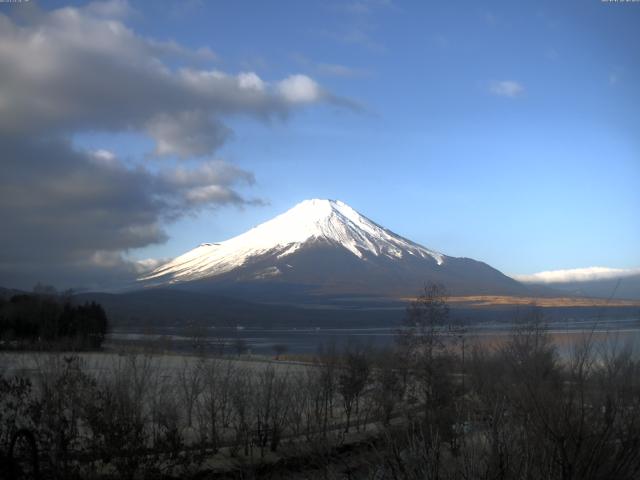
[{"left": 140, "top": 199, "right": 444, "bottom": 285}]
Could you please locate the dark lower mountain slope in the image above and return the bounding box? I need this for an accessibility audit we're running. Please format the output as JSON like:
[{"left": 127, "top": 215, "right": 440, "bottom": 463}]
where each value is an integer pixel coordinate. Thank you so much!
[{"left": 174, "top": 238, "right": 530, "bottom": 299}]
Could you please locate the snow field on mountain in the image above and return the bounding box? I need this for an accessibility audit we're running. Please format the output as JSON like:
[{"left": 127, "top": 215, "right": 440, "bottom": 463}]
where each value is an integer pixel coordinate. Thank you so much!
[{"left": 141, "top": 199, "right": 444, "bottom": 285}]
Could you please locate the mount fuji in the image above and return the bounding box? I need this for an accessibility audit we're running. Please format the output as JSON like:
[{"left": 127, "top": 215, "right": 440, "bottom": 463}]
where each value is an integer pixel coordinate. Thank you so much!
[{"left": 139, "top": 199, "right": 527, "bottom": 299}]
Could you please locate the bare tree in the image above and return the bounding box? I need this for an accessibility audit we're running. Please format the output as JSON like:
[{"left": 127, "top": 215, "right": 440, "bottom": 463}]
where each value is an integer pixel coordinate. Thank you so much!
[
  {"left": 372, "top": 350, "right": 405, "bottom": 426},
  {"left": 177, "top": 357, "right": 203, "bottom": 428},
  {"left": 32, "top": 355, "right": 95, "bottom": 478},
  {"left": 251, "top": 365, "right": 292, "bottom": 455},
  {"left": 399, "top": 283, "right": 451, "bottom": 363},
  {"left": 229, "top": 367, "right": 253, "bottom": 456},
  {"left": 316, "top": 344, "right": 339, "bottom": 438},
  {"left": 198, "top": 359, "right": 235, "bottom": 453},
  {"left": 338, "top": 345, "right": 370, "bottom": 433},
  {"left": 288, "top": 371, "right": 311, "bottom": 438}
]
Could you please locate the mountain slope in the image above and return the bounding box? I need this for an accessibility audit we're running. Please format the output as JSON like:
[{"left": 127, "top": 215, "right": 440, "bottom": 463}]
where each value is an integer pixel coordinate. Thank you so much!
[{"left": 140, "top": 199, "right": 528, "bottom": 297}]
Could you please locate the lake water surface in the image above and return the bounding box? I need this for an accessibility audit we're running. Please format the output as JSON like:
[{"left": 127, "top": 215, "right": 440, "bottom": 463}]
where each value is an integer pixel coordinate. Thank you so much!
[{"left": 108, "top": 316, "right": 640, "bottom": 357}]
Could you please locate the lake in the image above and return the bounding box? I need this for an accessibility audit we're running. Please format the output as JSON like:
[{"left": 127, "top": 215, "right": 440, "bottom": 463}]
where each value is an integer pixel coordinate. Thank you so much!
[{"left": 107, "top": 315, "right": 640, "bottom": 357}]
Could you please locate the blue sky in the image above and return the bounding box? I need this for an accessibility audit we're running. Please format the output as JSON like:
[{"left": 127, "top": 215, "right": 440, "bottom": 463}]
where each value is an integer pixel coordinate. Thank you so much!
[
  {"left": 2, "top": 0, "right": 639, "bottom": 288},
  {"left": 84, "top": 0, "right": 640, "bottom": 275}
]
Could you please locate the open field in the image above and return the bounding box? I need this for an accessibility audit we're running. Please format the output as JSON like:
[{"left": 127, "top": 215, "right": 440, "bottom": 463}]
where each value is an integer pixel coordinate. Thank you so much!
[{"left": 0, "top": 351, "right": 311, "bottom": 380}]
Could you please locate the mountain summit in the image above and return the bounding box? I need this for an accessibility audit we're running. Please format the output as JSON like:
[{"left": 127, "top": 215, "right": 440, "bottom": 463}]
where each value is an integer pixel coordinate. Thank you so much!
[{"left": 140, "top": 199, "right": 526, "bottom": 297}]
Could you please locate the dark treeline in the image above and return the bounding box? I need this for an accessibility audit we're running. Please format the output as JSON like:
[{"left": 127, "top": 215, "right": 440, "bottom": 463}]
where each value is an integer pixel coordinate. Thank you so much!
[
  {"left": 1, "top": 284, "right": 640, "bottom": 479},
  {"left": 0, "top": 286, "right": 108, "bottom": 350}
]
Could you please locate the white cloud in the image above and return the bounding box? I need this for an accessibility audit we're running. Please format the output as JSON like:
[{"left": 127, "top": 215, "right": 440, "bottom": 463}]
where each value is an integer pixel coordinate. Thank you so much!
[
  {"left": 278, "top": 75, "right": 322, "bottom": 104},
  {"left": 490, "top": 80, "right": 525, "bottom": 98},
  {"left": 160, "top": 159, "right": 260, "bottom": 208},
  {"left": 238, "top": 72, "right": 265, "bottom": 91},
  {"left": 147, "top": 111, "right": 231, "bottom": 159},
  {"left": 90, "top": 149, "right": 117, "bottom": 165},
  {"left": 134, "top": 258, "right": 169, "bottom": 274},
  {"left": 0, "top": 2, "right": 348, "bottom": 159},
  {"left": 514, "top": 267, "right": 640, "bottom": 284}
]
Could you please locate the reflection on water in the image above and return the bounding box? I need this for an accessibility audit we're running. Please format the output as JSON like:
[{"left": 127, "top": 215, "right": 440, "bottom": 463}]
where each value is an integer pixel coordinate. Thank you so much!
[{"left": 108, "top": 316, "right": 640, "bottom": 357}]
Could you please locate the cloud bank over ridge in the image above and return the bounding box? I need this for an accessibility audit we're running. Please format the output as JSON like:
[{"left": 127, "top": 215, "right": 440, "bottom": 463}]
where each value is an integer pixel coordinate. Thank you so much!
[{"left": 514, "top": 266, "right": 640, "bottom": 284}]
